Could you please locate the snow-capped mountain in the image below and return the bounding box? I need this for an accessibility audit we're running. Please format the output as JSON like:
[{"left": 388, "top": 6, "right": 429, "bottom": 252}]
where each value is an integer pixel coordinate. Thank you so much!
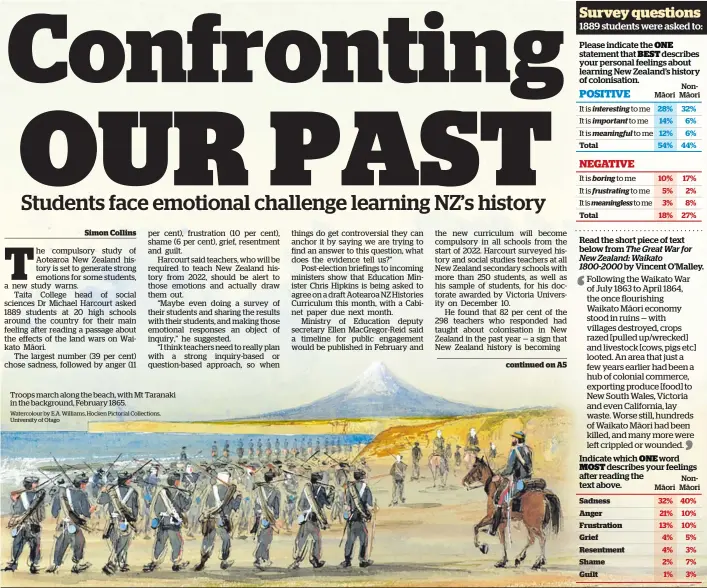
[{"left": 243, "top": 362, "right": 495, "bottom": 420}]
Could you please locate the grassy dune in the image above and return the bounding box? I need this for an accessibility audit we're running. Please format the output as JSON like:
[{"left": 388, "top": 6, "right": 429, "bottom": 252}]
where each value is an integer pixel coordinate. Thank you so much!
[{"left": 361, "top": 408, "right": 571, "bottom": 475}]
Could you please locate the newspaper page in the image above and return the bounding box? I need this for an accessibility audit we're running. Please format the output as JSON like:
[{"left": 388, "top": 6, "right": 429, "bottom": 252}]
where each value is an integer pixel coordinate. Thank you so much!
[{"left": 0, "top": 1, "right": 705, "bottom": 586}]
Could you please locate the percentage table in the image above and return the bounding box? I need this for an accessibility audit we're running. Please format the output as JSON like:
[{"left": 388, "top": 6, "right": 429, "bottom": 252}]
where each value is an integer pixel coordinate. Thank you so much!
[
  {"left": 655, "top": 495, "right": 702, "bottom": 582},
  {"left": 576, "top": 170, "right": 702, "bottom": 222},
  {"left": 577, "top": 102, "right": 702, "bottom": 153},
  {"left": 576, "top": 493, "right": 702, "bottom": 584}
]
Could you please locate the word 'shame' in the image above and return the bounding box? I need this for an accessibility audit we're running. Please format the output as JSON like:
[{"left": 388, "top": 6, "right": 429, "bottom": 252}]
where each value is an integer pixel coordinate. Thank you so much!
[{"left": 9, "top": 12, "right": 565, "bottom": 190}]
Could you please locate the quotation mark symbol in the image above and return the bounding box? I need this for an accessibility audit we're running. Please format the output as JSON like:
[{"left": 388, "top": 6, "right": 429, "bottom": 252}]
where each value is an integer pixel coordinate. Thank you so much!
[{"left": 577, "top": 276, "right": 585, "bottom": 286}]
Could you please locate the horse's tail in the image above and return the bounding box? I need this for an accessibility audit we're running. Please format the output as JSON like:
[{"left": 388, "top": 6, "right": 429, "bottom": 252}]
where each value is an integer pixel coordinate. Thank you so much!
[{"left": 542, "top": 491, "right": 562, "bottom": 535}]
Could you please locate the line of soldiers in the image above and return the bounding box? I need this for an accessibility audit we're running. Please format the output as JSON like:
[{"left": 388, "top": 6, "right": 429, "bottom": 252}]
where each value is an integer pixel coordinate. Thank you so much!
[
  {"left": 3, "top": 450, "right": 377, "bottom": 574},
  {"left": 207, "top": 438, "right": 363, "bottom": 462}
]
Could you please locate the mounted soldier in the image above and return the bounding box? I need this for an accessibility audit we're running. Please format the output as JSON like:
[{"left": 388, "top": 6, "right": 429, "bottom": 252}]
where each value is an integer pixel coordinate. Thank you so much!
[
  {"left": 47, "top": 473, "right": 95, "bottom": 574},
  {"left": 143, "top": 472, "right": 192, "bottom": 573},
  {"left": 253, "top": 470, "right": 281, "bottom": 569},
  {"left": 98, "top": 470, "right": 139, "bottom": 575},
  {"left": 290, "top": 472, "right": 333, "bottom": 569},
  {"left": 194, "top": 470, "right": 241, "bottom": 571},
  {"left": 489, "top": 431, "right": 534, "bottom": 536},
  {"left": 4, "top": 476, "right": 45, "bottom": 574},
  {"left": 340, "top": 469, "right": 374, "bottom": 568}
]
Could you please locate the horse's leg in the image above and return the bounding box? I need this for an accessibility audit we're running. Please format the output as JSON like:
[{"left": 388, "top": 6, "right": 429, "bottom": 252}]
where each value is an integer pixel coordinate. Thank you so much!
[
  {"left": 494, "top": 522, "right": 508, "bottom": 567},
  {"left": 514, "top": 523, "right": 535, "bottom": 567},
  {"left": 532, "top": 529, "right": 547, "bottom": 570},
  {"left": 474, "top": 513, "right": 493, "bottom": 554}
]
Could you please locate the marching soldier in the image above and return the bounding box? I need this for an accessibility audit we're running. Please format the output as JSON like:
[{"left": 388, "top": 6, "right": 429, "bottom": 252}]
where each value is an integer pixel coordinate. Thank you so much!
[
  {"left": 98, "top": 470, "right": 139, "bottom": 575},
  {"left": 274, "top": 439, "right": 281, "bottom": 460},
  {"left": 143, "top": 472, "right": 192, "bottom": 572},
  {"left": 180, "top": 446, "right": 188, "bottom": 461},
  {"left": 194, "top": 471, "right": 241, "bottom": 571},
  {"left": 283, "top": 471, "right": 299, "bottom": 531},
  {"left": 454, "top": 445, "right": 462, "bottom": 469},
  {"left": 467, "top": 427, "right": 479, "bottom": 450},
  {"left": 257, "top": 439, "right": 263, "bottom": 459},
  {"left": 237, "top": 440, "right": 245, "bottom": 460},
  {"left": 283, "top": 439, "right": 290, "bottom": 459},
  {"left": 253, "top": 471, "right": 281, "bottom": 569},
  {"left": 389, "top": 455, "right": 407, "bottom": 506},
  {"left": 411, "top": 442, "right": 422, "bottom": 480},
  {"left": 4, "top": 476, "right": 45, "bottom": 573},
  {"left": 489, "top": 431, "right": 533, "bottom": 536},
  {"left": 248, "top": 440, "right": 255, "bottom": 460},
  {"left": 47, "top": 473, "right": 95, "bottom": 574},
  {"left": 340, "top": 469, "right": 374, "bottom": 568},
  {"left": 222, "top": 442, "right": 230, "bottom": 460},
  {"left": 290, "top": 472, "right": 332, "bottom": 569},
  {"left": 211, "top": 441, "right": 218, "bottom": 459}
]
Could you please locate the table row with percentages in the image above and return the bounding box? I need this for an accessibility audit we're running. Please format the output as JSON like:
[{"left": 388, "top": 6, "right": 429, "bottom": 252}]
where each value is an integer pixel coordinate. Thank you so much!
[
  {"left": 576, "top": 494, "right": 701, "bottom": 584},
  {"left": 576, "top": 170, "right": 701, "bottom": 222},
  {"left": 576, "top": 102, "right": 701, "bottom": 153}
]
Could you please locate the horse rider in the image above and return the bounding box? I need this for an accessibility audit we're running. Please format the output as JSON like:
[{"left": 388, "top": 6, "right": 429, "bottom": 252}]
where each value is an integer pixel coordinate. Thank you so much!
[
  {"left": 489, "top": 431, "right": 533, "bottom": 536},
  {"left": 340, "top": 469, "right": 374, "bottom": 568},
  {"left": 411, "top": 442, "right": 422, "bottom": 480}
]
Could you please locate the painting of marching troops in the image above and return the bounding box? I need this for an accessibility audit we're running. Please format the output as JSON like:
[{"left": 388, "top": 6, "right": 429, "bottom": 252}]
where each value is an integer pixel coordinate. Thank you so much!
[{"left": 3, "top": 427, "right": 562, "bottom": 577}]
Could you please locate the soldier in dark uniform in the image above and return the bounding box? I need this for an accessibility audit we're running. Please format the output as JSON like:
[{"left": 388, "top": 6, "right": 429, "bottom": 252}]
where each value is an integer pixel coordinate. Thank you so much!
[
  {"left": 98, "top": 470, "right": 139, "bottom": 574},
  {"left": 237, "top": 440, "right": 245, "bottom": 460},
  {"left": 283, "top": 439, "right": 289, "bottom": 459},
  {"left": 222, "top": 442, "right": 230, "bottom": 460},
  {"left": 340, "top": 469, "right": 374, "bottom": 568},
  {"left": 194, "top": 471, "right": 241, "bottom": 571},
  {"left": 211, "top": 442, "right": 218, "bottom": 459},
  {"left": 179, "top": 447, "right": 188, "bottom": 461},
  {"left": 265, "top": 439, "right": 272, "bottom": 460},
  {"left": 274, "top": 439, "right": 281, "bottom": 460},
  {"left": 256, "top": 439, "right": 263, "bottom": 459},
  {"left": 283, "top": 472, "right": 299, "bottom": 531},
  {"left": 143, "top": 472, "right": 192, "bottom": 572},
  {"left": 47, "top": 473, "right": 94, "bottom": 574},
  {"left": 253, "top": 471, "right": 281, "bottom": 569},
  {"left": 4, "top": 476, "right": 45, "bottom": 573},
  {"left": 90, "top": 469, "right": 104, "bottom": 501},
  {"left": 389, "top": 455, "right": 407, "bottom": 506},
  {"left": 454, "top": 445, "right": 462, "bottom": 468},
  {"left": 248, "top": 440, "right": 255, "bottom": 460},
  {"left": 411, "top": 442, "right": 422, "bottom": 480},
  {"left": 315, "top": 439, "right": 321, "bottom": 455},
  {"left": 290, "top": 472, "right": 332, "bottom": 569},
  {"left": 489, "top": 431, "right": 533, "bottom": 536},
  {"left": 467, "top": 428, "right": 479, "bottom": 450}
]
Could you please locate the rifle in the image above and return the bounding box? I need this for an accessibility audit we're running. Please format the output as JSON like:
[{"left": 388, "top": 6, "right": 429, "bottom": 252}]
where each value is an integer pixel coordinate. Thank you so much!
[
  {"left": 365, "top": 498, "right": 378, "bottom": 561},
  {"left": 104, "top": 453, "right": 124, "bottom": 479}
]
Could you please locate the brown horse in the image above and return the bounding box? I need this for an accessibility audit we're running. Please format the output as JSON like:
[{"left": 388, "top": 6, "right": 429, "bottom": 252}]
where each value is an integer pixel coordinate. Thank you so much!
[
  {"left": 462, "top": 456, "right": 561, "bottom": 569},
  {"left": 428, "top": 454, "right": 448, "bottom": 487}
]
